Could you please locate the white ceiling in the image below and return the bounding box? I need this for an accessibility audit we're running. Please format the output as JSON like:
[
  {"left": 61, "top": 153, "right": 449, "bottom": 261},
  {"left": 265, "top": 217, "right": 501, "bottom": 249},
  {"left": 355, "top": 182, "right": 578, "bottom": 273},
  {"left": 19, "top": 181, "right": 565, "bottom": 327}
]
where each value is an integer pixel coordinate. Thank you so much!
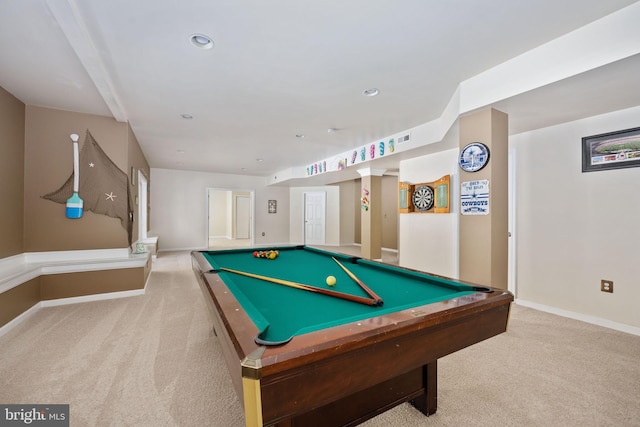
[{"left": 1, "top": 0, "right": 639, "bottom": 186}]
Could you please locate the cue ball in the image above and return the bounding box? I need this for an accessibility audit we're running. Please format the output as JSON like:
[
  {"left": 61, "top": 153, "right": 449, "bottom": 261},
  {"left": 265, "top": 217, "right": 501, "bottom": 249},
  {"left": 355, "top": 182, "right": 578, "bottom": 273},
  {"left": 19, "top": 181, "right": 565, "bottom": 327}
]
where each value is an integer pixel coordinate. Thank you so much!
[{"left": 326, "top": 276, "right": 336, "bottom": 286}]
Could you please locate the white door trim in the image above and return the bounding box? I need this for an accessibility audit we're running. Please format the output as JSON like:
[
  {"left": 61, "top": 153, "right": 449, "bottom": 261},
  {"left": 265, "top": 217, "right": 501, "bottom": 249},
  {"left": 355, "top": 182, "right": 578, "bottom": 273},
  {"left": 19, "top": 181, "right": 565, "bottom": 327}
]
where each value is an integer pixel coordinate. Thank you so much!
[
  {"left": 508, "top": 148, "right": 517, "bottom": 296},
  {"left": 206, "top": 188, "right": 254, "bottom": 247},
  {"left": 137, "top": 171, "right": 148, "bottom": 241}
]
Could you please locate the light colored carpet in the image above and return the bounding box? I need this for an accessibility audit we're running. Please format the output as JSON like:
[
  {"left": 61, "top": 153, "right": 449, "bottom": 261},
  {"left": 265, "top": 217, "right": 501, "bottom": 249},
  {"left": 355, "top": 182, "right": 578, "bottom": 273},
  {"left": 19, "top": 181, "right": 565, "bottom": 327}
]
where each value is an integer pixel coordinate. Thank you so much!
[{"left": 1, "top": 251, "right": 639, "bottom": 426}]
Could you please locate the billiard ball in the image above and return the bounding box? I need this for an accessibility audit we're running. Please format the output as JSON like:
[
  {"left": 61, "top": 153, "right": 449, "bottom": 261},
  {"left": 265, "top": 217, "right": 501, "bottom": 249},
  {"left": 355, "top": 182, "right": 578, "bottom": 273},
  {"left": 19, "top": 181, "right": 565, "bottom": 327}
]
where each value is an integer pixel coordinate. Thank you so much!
[
  {"left": 326, "top": 276, "right": 336, "bottom": 286},
  {"left": 253, "top": 251, "right": 258, "bottom": 257}
]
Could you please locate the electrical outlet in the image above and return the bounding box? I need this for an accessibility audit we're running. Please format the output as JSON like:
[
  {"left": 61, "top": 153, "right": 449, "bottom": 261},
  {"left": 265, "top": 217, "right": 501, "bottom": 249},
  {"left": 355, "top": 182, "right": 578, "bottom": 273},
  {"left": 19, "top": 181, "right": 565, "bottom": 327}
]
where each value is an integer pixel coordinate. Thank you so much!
[{"left": 601, "top": 280, "right": 613, "bottom": 293}]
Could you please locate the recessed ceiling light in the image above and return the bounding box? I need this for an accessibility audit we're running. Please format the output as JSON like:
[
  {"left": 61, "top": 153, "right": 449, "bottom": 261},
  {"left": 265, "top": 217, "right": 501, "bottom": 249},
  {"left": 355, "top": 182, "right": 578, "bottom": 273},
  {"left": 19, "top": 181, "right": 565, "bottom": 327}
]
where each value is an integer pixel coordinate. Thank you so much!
[
  {"left": 296, "top": 134, "right": 305, "bottom": 138},
  {"left": 181, "top": 114, "right": 193, "bottom": 119},
  {"left": 256, "top": 158, "right": 263, "bottom": 162},
  {"left": 327, "top": 128, "right": 338, "bottom": 133},
  {"left": 177, "top": 149, "right": 185, "bottom": 154},
  {"left": 189, "top": 34, "right": 214, "bottom": 50},
  {"left": 363, "top": 88, "right": 379, "bottom": 97}
]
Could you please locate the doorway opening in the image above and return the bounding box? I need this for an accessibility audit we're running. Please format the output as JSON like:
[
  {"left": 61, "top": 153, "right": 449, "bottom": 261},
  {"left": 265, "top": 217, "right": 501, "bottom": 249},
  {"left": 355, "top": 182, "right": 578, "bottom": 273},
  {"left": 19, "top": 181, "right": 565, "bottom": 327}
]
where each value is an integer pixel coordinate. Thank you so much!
[
  {"left": 137, "top": 170, "right": 148, "bottom": 241},
  {"left": 207, "top": 188, "right": 254, "bottom": 249}
]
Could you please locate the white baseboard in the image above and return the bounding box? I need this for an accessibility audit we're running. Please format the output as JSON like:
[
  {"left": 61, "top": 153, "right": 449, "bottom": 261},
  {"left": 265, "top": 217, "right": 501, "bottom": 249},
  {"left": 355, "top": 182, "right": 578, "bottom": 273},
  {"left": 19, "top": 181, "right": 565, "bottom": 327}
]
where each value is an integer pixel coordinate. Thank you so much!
[
  {"left": 159, "top": 246, "right": 208, "bottom": 252},
  {"left": 41, "top": 288, "right": 145, "bottom": 308},
  {"left": 0, "top": 287, "right": 146, "bottom": 338},
  {"left": 24, "top": 248, "right": 130, "bottom": 263},
  {"left": 515, "top": 299, "right": 640, "bottom": 336},
  {"left": 0, "top": 303, "right": 41, "bottom": 338}
]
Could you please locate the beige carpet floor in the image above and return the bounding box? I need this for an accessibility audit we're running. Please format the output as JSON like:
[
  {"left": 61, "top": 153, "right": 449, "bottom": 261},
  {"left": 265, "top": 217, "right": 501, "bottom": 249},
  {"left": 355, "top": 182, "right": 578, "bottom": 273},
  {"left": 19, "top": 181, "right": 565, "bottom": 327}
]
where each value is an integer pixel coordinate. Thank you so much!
[{"left": 1, "top": 251, "right": 639, "bottom": 426}]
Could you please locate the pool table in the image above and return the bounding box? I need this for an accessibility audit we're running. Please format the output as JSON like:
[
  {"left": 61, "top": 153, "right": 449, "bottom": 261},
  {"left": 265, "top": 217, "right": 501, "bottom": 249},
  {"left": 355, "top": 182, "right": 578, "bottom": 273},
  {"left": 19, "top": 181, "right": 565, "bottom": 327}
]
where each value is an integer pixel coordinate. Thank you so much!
[{"left": 191, "top": 246, "right": 513, "bottom": 427}]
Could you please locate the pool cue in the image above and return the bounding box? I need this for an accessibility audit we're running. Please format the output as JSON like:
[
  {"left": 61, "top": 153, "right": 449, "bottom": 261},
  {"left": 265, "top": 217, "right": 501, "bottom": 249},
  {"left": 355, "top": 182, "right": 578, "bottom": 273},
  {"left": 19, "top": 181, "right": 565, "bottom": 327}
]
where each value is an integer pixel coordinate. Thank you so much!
[
  {"left": 219, "top": 267, "right": 378, "bottom": 307},
  {"left": 332, "top": 257, "right": 384, "bottom": 306}
]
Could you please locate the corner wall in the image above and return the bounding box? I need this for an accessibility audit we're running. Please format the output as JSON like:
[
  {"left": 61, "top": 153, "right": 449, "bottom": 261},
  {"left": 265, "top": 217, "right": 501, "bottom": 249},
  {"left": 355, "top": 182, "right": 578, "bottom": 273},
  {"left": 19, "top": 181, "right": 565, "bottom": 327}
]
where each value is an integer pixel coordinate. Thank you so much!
[
  {"left": 150, "top": 168, "right": 291, "bottom": 250},
  {"left": 336, "top": 177, "right": 398, "bottom": 249},
  {"left": 399, "top": 149, "right": 459, "bottom": 278},
  {"left": 23, "top": 106, "right": 132, "bottom": 251},
  {"left": 398, "top": 105, "right": 640, "bottom": 330},
  {"left": 337, "top": 180, "right": 358, "bottom": 245},
  {"left": 289, "top": 186, "right": 340, "bottom": 245},
  {"left": 0, "top": 86, "right": 25, "bottom": 258},
  {"left": 512, "top": 105, "right": 640, "bottom": 329}
]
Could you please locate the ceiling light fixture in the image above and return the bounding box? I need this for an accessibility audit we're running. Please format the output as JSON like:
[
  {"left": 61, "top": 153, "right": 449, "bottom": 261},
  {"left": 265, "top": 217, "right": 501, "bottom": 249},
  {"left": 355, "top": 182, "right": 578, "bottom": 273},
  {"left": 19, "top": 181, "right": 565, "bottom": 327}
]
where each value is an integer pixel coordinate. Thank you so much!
[
  {"left": 327, "top": 128, "right": 338, "bottom": 133},
  {"left": 181, "top": 114, "right": 193, "bottom": 119},
  {"left": 189, "top": 34, "right": 214, "bottom": 50},
  {"left": 363, "top": 88, "right": 379, "bottom": 97},
  {"left": 296, "top": 134, "right": 305, "bottom": 138}
]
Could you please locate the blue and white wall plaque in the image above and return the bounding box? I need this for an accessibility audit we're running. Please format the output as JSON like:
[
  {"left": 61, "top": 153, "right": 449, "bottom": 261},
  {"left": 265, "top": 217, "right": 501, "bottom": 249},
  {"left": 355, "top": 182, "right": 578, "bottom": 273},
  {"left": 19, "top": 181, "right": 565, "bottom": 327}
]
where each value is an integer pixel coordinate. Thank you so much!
[{"left": 461, "top": 180, "right": 489, "bottom": 215}]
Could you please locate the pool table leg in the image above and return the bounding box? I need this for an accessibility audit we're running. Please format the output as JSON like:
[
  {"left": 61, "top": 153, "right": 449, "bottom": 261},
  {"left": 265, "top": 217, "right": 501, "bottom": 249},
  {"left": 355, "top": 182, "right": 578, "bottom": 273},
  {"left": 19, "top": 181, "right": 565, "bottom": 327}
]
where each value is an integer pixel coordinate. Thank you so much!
[
  {"left": 241, "top": 347, "right": 267, "bottom": 427},
  {"left": 409, "top": 360, "right": 437, "bottom": 416},
  {"left": 242, "top": 376, "right": 263, "bottom": 427}
]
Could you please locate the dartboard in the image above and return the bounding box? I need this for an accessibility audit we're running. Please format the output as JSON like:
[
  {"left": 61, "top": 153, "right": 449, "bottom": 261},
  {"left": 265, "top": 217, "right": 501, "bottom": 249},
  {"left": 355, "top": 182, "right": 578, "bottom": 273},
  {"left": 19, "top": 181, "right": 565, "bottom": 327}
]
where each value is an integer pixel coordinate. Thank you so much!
[{"left": 412, "top": 185, "right": 434, "bottom": 211}]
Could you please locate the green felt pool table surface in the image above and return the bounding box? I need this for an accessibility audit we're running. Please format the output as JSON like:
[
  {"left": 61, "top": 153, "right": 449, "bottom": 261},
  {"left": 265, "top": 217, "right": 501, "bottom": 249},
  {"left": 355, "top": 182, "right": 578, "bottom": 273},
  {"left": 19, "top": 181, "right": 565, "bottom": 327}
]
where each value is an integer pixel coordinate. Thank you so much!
[{"left": 202, "top": 245, "right": 486, "bottom": 345}]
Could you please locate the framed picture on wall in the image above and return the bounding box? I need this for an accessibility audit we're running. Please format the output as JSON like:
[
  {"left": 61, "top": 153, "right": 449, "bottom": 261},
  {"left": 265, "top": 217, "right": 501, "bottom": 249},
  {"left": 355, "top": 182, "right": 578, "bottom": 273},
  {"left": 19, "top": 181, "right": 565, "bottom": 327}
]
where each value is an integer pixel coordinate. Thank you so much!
[{"left": 582, "top": 126, "right": 640, "bottom": 172}]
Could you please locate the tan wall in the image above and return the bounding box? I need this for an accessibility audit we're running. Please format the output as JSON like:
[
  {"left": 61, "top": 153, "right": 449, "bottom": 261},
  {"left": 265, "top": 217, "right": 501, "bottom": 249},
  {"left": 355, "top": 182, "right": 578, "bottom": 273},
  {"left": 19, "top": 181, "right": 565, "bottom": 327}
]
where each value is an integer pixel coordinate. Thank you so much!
[
  {"left": 337, "top": 180, "right": 357, "bottom": 245},
  {"left": 360, "top": 175, "right": 383, "bottom": 259},
  {"left": 381, "top": 175, "right": 398, "bottom": 250},
  {"left": 342, "top": 177, "right": 397, "bottom": 250},
  {"left": 0, "top": 94, "right": 151, "bottom": 255},
  {"left": 0, "top": 86, "right": 26, "bottom": 258},
  {"left": 40, "top": 267, "right": 146, "bottom": 300},
  {"left": 0, "top": 278, "right": 40, "bottom": 327},
  {"left": 353, "top": 180, "right": 361, "bottom": 244},
  {"left": 1, "top": 94, "right": 152, "bottom": 328},
  {"left": 0, "top": 263, "right": 149, "bottom": 328},
  {"left": 24, "top": 106, "right": 132, "bottom": 251}
]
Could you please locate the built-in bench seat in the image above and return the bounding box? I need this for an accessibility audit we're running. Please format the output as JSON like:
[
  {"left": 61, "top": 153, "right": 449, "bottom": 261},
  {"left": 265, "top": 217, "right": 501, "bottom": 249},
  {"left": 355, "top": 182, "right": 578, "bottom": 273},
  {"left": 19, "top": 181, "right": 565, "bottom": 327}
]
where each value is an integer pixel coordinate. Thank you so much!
[{"left": 0, "top": 248, "right": 151, "bottom": 336}]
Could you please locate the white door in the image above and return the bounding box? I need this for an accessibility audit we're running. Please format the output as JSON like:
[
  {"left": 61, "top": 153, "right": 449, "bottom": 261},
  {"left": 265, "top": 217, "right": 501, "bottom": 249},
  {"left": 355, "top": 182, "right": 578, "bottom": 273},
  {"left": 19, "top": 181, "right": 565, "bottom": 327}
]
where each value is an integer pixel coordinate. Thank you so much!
[
  {"left": 304, "top": 192, "right": 325, "bottom": 245},
  {"left": 235, "top": 196, "right": 251, "bottom": 239}
]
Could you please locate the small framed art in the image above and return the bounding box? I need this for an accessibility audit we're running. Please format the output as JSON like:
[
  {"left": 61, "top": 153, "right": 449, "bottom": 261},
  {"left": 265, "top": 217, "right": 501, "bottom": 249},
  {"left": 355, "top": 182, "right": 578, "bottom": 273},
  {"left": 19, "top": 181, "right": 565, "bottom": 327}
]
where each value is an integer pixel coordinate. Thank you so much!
[{"left": 582, "top": 126, "right": 640, "bottom": 172}]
